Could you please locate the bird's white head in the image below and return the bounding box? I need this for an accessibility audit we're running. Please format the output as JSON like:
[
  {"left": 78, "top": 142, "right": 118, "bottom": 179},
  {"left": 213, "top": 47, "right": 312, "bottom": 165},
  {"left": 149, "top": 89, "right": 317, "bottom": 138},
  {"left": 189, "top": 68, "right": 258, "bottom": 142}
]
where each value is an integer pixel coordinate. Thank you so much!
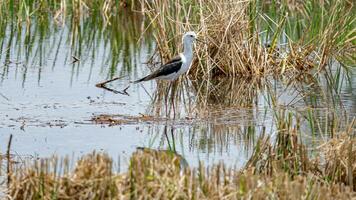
[{"left": 182, "top": 31, "right": 197, "bottom": 45}]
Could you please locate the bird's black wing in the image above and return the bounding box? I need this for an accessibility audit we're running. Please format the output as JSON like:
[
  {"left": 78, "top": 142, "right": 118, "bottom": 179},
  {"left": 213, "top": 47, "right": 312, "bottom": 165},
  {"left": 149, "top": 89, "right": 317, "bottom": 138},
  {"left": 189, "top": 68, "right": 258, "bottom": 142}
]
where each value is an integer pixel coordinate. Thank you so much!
[
  {"left": 134, "top": 55, "right": 183, "bottom": 83},
  {"left": 155, "top": 55, "right": 183, "bottom": 76}
]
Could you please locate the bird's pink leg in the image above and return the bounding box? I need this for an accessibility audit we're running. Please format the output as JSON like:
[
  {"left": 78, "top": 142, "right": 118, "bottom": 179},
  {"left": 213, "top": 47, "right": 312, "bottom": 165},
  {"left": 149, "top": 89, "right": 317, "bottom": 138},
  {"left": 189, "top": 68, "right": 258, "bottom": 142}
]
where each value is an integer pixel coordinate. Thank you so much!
[
  {"left": 172, "top": 96, "right": 176, "bottom": 119},
  {"left": 165, "top": 83, "right": 171, "bottom": 118},
  {"left": 171, "top": 80, "right": 177, "bottom": 119}
]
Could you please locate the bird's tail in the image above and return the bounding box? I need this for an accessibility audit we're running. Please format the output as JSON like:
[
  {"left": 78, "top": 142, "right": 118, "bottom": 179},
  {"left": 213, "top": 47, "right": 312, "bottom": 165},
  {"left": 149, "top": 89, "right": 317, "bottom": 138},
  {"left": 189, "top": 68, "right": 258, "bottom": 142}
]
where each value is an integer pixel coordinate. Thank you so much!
[
  {"left": 132, "top": 74, "right": 154, "bottom": 83},
  {"left": 132, "top": 78, "right": 144, "bottom": 84},
  {"left": 132, "top": 76, "right": 149, "bottom": 83}
]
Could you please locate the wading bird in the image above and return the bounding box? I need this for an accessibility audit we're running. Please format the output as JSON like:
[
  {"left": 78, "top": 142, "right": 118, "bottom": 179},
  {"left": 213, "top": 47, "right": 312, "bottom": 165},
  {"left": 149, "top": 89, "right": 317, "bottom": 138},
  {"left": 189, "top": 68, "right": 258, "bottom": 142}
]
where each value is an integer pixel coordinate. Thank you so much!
[
  {"left": 134, "top": 31, "right": 198, "bottom": 83},
  {"left": 134, "top": 31, "right": 201, "bottom": 117}
]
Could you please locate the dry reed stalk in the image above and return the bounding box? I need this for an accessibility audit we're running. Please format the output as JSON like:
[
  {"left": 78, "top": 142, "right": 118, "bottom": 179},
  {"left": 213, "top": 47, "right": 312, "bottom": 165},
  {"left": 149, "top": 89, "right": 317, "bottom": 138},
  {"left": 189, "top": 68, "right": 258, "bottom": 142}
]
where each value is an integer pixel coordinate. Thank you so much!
[
  {"left": 317, "top": 119, "right": 356, "bottom": 190},
  {"left": 6, "top": 134, "right": 13, "bottom": 190},
  {"left": 140, "top": 0, "right": 354, "bottom": 81},
  {"left": 7, "top": 149, "right": 356, "bottom": 199},
  {"left": 140, "top": 0, "right": 310, "bottom": 79},
  {"left": 7, "top": 119, "right": 356, "bottom": 199}
]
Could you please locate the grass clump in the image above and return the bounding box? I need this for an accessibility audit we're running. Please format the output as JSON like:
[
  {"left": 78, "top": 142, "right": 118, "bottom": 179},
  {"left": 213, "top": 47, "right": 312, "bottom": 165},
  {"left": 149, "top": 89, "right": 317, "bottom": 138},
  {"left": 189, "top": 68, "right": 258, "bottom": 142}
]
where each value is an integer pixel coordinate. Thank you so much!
[
  {"left": 8, "top": 152, "right": 119, "bottom": 199},
  {"left": 140, "top": 0, "right": 355, "bottom": 79},
  {"left": 6, "top": 119, "right": 356, "bottom": 199},
  {"left": 140, "top": 0, "right": 355, "bottom": 117}
]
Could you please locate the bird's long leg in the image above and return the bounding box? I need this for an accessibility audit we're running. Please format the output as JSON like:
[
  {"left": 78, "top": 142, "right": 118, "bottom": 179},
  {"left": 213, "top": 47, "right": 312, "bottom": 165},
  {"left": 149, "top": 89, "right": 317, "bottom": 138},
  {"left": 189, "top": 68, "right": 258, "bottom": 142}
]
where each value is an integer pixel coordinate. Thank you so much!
[
  {"left": 165, "top": 86, "right": 168, "bottom": 118},
  {"left": 165, "top": 82, "right": 172, "bottom": 118},
  {"left": 172, "top": 94, "right": 175, "bottom": 120},
  {"left": 171, "top": 80, "right": 177, "bottom": 119}
]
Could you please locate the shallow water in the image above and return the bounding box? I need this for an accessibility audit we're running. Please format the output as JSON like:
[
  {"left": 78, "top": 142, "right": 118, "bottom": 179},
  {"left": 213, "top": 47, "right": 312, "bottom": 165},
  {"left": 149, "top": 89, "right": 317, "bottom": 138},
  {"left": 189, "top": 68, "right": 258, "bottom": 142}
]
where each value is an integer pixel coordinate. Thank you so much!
[{"left": 0, "top": 13, "right": 354, "bottom": 170}]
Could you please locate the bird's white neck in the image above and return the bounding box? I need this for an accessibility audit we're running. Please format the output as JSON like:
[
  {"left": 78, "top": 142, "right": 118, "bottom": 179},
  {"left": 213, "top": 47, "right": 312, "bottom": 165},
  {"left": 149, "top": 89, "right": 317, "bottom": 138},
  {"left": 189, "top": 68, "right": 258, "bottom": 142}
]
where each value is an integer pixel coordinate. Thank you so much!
[
  {"left": 183, "top": 40, "right": 193, "bottom": 56},
  {"left": 182, "top": 40, "right": 194, "bottom": 65}
]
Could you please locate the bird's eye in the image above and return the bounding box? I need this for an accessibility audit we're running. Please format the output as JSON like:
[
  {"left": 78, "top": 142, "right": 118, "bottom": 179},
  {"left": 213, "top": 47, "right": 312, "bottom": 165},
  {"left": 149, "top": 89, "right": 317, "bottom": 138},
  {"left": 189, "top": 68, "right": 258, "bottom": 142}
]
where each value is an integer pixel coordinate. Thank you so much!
[{"left": 190, "top": 35, "right": 193, "bottom": 37}]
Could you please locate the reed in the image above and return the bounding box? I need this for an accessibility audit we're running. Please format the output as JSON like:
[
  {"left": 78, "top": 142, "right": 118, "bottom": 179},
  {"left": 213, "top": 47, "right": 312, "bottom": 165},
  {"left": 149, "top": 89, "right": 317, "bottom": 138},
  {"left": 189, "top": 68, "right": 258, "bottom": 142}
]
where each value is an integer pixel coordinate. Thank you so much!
[
  {"left": 137, "top": 0, "right": 354, "bottom": 118},
  {"left": 1, "top": 2, "right": 354, "bottom": 198},
  {"left": 140, "top": 0, "right": 355, "bottom": 78},
  {"left": 6, "top": 117, "right": 355, "bottom": 199},
  {"left": 0, "top": 0, "right": 153, "bottom": 85}
]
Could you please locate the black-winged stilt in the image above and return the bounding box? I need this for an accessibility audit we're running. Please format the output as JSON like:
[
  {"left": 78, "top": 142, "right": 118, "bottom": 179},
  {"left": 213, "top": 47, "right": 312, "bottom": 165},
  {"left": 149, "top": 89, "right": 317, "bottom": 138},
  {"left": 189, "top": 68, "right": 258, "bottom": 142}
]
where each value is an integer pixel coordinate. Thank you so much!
[
  {"left": 134, "top": 31, "right": 198, "bottom": 83},
  {"left": 134, "top": 31, "right": 200, "bottom": 118}
]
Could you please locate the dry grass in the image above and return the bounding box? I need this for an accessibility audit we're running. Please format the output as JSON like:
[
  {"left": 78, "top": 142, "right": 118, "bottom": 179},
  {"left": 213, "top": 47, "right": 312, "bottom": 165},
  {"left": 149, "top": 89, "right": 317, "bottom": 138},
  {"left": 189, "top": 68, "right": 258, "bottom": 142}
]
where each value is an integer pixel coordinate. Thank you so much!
[
  {"left": 138, "top": 0, "right": 355, "bottom": 117},
  {"left": 1, "top": 1, "right": 354, "bottom": 198},
  {"left": 141, "top": 0, "right": 274, "bottom": 78},
  {"left": 3, "top": 0, "right": 352, "bottom": 79},
  {"left": 5, "top": 119, "right": 355, "bottom": 199},
  {"left": 140, "top": 0, "right": 355, "bottom": 79}
]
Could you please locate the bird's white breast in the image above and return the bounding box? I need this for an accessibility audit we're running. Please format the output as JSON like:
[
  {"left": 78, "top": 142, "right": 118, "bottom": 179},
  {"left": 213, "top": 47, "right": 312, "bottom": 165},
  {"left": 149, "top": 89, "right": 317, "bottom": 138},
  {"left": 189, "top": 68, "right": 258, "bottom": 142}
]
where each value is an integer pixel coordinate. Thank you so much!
[
  {"left": 179, "top": 53, "right": 192, "bottom": 75},
  {"left": 179, "top": 53, "right": 186, "bottom": 63}
]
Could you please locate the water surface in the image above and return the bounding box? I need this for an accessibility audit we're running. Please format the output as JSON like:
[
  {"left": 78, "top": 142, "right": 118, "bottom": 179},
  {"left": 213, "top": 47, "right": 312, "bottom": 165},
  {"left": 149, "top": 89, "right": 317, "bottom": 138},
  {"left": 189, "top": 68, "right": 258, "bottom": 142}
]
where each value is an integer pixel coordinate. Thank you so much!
[{"left": 0, "top": 12, "right": 354, "bottom": 170}]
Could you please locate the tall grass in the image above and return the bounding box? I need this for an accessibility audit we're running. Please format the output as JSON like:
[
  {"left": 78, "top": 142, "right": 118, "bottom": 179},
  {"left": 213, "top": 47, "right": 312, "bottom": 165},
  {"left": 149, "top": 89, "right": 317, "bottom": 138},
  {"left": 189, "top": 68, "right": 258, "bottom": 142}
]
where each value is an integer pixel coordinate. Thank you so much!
[
  {"left": 0, "top": 0, "right": 153, "bottom": 85},
  {"left": 140, "top": 0, "right": 355, "bottom": 79},
  {"left": 6, "top": 117, "right": 355, "bottom": 199},
  {"left": 135, "top": 0, "right": 355, "bottom": 118},
  {"left": 1, "top": 0, "right": 353, "bottom": 118}
]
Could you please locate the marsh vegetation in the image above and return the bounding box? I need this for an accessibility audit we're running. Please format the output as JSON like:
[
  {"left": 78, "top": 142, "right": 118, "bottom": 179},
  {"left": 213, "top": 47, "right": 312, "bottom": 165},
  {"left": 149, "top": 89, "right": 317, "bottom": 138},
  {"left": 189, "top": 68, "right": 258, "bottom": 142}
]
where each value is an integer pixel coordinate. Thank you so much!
[{"left": 0, "top": 0, "right": 355, "bottom": 199}]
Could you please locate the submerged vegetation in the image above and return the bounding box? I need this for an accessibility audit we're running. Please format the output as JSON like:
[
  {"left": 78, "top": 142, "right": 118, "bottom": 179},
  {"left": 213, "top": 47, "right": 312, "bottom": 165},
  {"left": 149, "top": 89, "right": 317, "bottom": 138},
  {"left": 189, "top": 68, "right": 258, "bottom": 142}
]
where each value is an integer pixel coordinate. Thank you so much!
[
  {"left": 5, "top": 117, "right": 355, "bottom": 199},
  {"left": 1, "top": 0, "right": 353, "bottom": 78},
  {"left": 0, "top": 0, "right": 355, "bottom": 199},
  {"left": 0, "top": 0, "right": 153, "bottom": 83}
]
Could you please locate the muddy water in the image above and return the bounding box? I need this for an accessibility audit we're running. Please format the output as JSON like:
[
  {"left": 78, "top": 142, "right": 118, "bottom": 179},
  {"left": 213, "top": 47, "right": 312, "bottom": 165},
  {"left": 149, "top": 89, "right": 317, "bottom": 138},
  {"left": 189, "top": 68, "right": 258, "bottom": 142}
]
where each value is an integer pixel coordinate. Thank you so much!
[{"left": 0, "top": 14, "right": 354, "bottom": 170}]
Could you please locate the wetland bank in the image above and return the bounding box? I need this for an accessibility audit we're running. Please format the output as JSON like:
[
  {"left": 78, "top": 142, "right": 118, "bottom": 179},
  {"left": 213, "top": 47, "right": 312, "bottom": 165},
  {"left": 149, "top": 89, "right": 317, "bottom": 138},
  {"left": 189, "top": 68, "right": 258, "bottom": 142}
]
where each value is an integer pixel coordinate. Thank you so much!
[{"left": 0, "top": 0, "right": 355, "bottom": 199}]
